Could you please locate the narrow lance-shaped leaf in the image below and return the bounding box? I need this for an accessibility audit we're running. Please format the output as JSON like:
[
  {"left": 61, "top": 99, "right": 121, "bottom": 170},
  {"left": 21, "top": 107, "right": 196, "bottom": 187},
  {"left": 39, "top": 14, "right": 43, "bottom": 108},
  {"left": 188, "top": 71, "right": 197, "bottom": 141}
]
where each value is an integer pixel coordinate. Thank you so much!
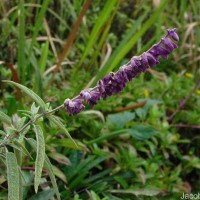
[
  {"left": 18, "top": 1, "right": 26, "bottom": 84},
  {"left": 33, "top": 125, "right": 45, "bottom": 193},
  {"left": 0, "top": 111, "right": 12, "bottom": 125},
  {"left": 27, "top": 138, "right": 60, "bottom": 200},
  {"left": 28, "top": 0, "right": 50, "bottom": 58},
  {"left": 38, "top": 41, "right": 49, "bottom": 75},
  {"left": 3, "top": 80, "right": 46, "bottom": 109},
  {"left": 6, "top": 152, "right": 20, "bottom": 200},
  {"left": 47, "top": 115, "right": 77, "bottom": 147}
]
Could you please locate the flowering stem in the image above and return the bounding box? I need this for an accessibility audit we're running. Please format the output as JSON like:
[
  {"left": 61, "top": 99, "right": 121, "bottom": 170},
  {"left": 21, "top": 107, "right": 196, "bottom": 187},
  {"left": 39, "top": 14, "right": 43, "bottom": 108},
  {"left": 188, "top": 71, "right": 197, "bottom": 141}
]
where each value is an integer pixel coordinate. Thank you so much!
[
  {"left": 0, "top": 87, "right": 99, "bottom": 148},
  {"left": 0, "top": 28, "right": 179, "bottom": 148}
]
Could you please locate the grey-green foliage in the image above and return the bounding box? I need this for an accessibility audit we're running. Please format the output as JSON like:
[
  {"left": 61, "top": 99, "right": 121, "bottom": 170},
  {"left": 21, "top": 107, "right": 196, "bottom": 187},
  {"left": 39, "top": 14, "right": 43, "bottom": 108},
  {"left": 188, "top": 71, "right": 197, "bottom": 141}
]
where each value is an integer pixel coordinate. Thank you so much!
[
  {"left": 0, "top": 111, "right": 12, "bottom": 125},
  {"left": 6, "top": 152, "right": 20, "bottom": 200},
  {"left": 33, "top": 125, "right": 45, "bottom": 193},
  {"left": 27, "top": 138, "right": 61, "bottom": 200},
  {"left": 3, "top": 80, "right": 46, "bottom": 109}
]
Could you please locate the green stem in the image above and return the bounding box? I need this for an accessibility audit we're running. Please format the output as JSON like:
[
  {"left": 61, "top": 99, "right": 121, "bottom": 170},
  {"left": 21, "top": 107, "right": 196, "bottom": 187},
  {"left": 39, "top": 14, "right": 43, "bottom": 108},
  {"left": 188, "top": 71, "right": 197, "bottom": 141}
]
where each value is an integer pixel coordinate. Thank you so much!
[{"left": 0, "top": 104, "right": 64, "bottom": 148}]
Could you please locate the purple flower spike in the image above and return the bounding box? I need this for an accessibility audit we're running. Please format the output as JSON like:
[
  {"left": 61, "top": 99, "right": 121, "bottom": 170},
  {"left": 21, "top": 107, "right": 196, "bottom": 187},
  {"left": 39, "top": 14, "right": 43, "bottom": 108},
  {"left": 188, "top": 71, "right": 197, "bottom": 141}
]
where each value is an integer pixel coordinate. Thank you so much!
[
  {"left": 64, "top": 28, "right": 178, "bottom": 115},
  {"left": 161, "top": 38, "right": 178, "bottom": 51},
  {"left": 98, "top": 74, "right": 114, "bottom": 99},
  {"left": 146, "top": 52, "right": 159, "bottom": 67},
  {"left": 149, "top": 45, "right": 170, "bottom": 60},
  {"left": 167, "top": 28, "right": 179, "bottom": 41},
  {"left": 141, "top": 53, "right": 150, "bottom": 70},
  {"left": 130, "top": 57, "right": 139, "bottom": 75},
  {"left": 80, "top": 89, "right": 101, "bottom": 107},
  {"left": 123, "top": 64, "right": 137, "bottom": 81},
  {"left": 112, "top": 71, "right": 127, "bottom": 94},
  {"left": 64, "top": 98, "right": 85, "bottom": 115}
]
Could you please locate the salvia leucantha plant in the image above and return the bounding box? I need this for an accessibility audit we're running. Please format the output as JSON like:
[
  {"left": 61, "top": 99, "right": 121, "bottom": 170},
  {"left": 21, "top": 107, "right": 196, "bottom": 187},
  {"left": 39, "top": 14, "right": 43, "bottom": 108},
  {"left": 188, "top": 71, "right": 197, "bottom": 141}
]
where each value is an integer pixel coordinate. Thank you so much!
[{"left": 0, "top": 28, "right": 178, "bottom": 200}]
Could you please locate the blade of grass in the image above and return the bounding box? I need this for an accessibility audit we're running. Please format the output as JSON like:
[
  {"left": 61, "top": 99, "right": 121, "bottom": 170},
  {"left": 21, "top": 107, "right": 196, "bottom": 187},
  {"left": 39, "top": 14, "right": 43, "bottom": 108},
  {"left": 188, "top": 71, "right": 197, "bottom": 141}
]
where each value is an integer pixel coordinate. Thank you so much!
[
  {"left": 77, "top": 0, "right": 119, "bottom": 69},
  {"left": 38, "top": 41, "right": 49, "bottom": 75},
  {"left": 28, "top": 0, "right": 50, "bottom": 59},
  {"left": 27, "top": 43, "right": 43, "bottom": 97},
  {"left": 69, "top": 156, "right": 107, "bottom": 189},
  {"left": 86, "top": 129, "right": 130, "bottom": 145},
  {"left": 87, "top": 0, "right": 121, "bottom": 71},
  {"left": 18, "top": 0, "right": 26, "bottom": 84},
  {"left": 6, "top": 4, "right": 67, "bottom": 28}
]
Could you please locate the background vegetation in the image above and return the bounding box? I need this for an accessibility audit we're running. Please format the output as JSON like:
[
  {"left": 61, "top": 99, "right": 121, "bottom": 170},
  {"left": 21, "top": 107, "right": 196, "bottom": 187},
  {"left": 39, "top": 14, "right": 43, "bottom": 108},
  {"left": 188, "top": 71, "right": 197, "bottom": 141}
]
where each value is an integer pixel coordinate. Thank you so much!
[{"left": 0, "top": 0, "right": 200, "bottom": 199}]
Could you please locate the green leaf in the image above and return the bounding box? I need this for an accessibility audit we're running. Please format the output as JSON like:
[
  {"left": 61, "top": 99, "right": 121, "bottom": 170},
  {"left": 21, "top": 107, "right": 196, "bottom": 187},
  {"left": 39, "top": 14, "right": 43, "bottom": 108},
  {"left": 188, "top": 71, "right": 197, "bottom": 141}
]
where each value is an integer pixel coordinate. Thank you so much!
[
  {"left": 33, "top": 125, "right": 45, "bottom": 193},
  {"left": 51, "top": 138, "right": 87, "bottom": 151},
  {"left": 107, "top": 112, "right": 135, "bottom": 128},
  {"left": 0, "top": 111, "right": 11, "bottom": 125},
  {"left": 8, "top": 143, "right": 24, "bottom": 153},
  {"left": 16, "top": 117, "right": 27, "bottom": 130},
  {"left": 86, "top": 129, "right": 130, "bottom": 145},
  {"left": 43, "top": 156, "right": 61, "bottom": 200},
  {"left": 18, "top": 1, "right": 26, "bottom": 84},
  {"left": 3, "top": 80, "right": 46, "bottom": 109},
  {"left": 109, "top": 188, "right": 162, "bottom": 196},
  {"left": 52, "top": 165, "right": 67, "bottom": 183},
  {"left": 89, "top": 191, "right": 101, "bottom": 200},
  {"left": 80, "top": 110, "right": 105, "bottom": 122},
  {"left": 13, "top": 141, "right": 33, "bottom": 159},
  {"left": 6, "top": 152, "right": 20, "bottom": 200},
  {"left": 48, "top": 115, "right": 77, "bottom": 147},
  {"left": 28, "top": 0, "right": 50, "bottom": 58},
  {"left": 27, "top": 138, "right": 60, "bottom": 200},
  {"left": 38, "top": 41, "right": 49, "bottom": 75},
  {"left": 0, "top": 130, "right": 6, "bottom": 136},
  {"left": 21, "top": 171, "right": 33, "bottom": 199},
  {"left": 31, "top": 103, "right": 40, "bottom": 116},
  {"left": 29, "top": 189, "right": 54, "bottom": 200},
  {"left": 48, "top": 152, "right": 71, "bottom": 166},
  {"left": 78, "top": 0, "right": 118, "bottom": 67},
  {"left": 130, "top": 125, "right": 158, "bottom": 140}
]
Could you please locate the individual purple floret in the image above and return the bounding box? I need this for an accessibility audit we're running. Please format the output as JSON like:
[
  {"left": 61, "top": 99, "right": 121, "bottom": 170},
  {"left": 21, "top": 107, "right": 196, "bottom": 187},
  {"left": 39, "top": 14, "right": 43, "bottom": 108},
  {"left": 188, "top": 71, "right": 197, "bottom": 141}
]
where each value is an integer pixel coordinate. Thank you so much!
[
  {"left": 64, "top": 98, "right": 85, "bottom": 115},
  {"left": 167, "top": 28, "right": 179, "bottom": 41},
  {"left": 80, "top": 89, "right": 101, "bottom": 107},
  {"left": 64, "top": 28, "right": 179, "bottom": 115},
  {"left": 112, "top": 69, "right": 128, "bottom": 93},
  {"left": 97, "top": 74, "right": 114, "bottom": 99}
]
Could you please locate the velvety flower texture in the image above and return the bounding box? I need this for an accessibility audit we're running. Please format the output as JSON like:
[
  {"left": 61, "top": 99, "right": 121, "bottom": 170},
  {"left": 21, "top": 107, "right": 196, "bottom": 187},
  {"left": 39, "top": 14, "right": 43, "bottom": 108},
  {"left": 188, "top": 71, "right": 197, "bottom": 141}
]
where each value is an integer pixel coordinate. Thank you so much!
[
  {"left": 80, "top": 89, "right": 100, "bottom": 107},
  {"left": 64, "top": 98, "right": 85, "bottom": 115},
  {"left": 64, "top": 28, "right": 179, "bottom": 115}
]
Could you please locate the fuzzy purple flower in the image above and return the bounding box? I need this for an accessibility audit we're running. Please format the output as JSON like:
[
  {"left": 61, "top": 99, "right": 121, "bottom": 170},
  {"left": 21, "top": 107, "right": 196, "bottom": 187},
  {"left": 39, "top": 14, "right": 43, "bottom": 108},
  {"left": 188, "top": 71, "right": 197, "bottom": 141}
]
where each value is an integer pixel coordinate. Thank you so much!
[
  {"left": 97, "top": 74, "right": 114, "bottom": 99},
  {"left": 63, "top": 28, "right": 179, "bottom": 115},
  {"left": 64, "top": 98, "right": 85, "bottom": 115},
  {"left": 111, "top": 69, "right": 128, "bottom": 94},
  {"left": 167, "top": 28, "right": 179, "bottom": 41},
  {"left": 80, "top": 89, "right": 101, "bottom": 107}
]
